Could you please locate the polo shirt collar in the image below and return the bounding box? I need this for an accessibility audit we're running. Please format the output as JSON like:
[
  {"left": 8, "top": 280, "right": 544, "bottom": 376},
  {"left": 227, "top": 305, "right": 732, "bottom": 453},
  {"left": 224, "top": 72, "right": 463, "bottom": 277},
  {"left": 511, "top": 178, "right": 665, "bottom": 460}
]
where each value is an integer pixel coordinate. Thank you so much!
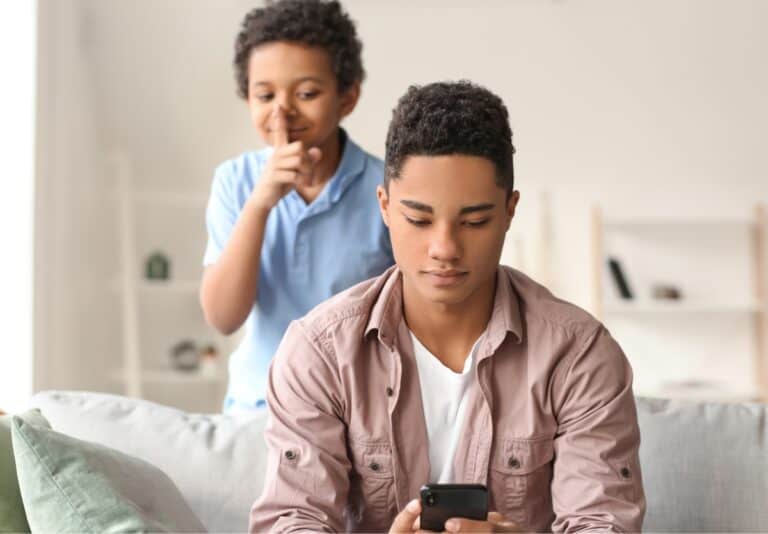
[{"left": 326, "top": 128, "right": 366, "bottom": 204}]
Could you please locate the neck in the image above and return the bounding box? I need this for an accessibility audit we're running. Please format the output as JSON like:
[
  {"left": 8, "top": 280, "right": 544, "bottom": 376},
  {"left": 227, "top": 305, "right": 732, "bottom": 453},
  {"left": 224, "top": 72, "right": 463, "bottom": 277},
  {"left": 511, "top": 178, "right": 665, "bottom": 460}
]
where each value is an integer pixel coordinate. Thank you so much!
[{"left": 402, "top": 273, "right": 497, "bottom": 371}]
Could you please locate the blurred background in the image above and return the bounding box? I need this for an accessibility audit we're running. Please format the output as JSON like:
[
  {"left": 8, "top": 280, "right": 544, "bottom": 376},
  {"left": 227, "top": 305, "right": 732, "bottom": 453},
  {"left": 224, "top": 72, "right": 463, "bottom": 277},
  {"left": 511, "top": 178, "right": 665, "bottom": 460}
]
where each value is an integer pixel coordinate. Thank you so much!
[{"left": 2, "top": 0, "right": 767, "bottom": 413}]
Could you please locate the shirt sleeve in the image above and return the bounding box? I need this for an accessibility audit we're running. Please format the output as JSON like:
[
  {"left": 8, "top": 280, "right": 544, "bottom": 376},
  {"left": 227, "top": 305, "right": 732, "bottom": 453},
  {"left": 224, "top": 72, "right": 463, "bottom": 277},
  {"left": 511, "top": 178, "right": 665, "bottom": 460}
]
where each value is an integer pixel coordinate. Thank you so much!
[
  {"left": 249, "top": 320, "right": 351, "bottom": 533},
  {"left": 550, "top": 326, "right": 646, "bottom": 532},
  {"left": 203, "top": 160, "right": 240, "bottom": 266}
]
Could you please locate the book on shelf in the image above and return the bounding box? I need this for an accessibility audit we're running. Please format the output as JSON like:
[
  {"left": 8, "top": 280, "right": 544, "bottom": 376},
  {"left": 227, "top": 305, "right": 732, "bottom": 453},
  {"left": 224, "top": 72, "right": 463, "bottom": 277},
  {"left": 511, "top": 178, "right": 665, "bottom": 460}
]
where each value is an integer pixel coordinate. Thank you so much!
[{"left": 607, "top": 257, "right": 633, "bottom": 299}]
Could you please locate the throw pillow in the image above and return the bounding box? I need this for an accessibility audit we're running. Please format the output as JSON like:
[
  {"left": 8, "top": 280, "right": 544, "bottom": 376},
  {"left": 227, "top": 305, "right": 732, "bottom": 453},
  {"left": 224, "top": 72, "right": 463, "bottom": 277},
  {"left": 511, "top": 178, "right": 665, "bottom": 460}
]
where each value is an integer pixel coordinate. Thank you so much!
[
  {"left": 11, "top": 416, "right": 206, "bottom": 533},
  {"left": 0, "top": 409, "right": 50, "bottom": 533}
]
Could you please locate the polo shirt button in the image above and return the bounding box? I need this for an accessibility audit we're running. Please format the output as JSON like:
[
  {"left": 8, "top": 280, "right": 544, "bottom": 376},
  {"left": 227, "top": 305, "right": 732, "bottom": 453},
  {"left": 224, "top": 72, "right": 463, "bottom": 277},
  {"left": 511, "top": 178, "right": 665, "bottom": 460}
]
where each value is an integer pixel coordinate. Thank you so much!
[
  {"left": 386, "top": 387, "right": 394, "bottom": 397},
  {"left": 370, "top": 462, "right": 381, "bottom": 472},
  {"left": 508, "top": 456, "right": 521, "bottom": 469}
]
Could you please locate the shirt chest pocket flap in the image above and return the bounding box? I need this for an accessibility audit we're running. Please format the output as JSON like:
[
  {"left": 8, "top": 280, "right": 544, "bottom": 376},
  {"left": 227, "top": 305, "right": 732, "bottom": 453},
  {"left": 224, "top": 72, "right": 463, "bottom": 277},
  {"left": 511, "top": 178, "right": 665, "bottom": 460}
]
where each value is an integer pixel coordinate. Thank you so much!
[{"left": 490, "top": 437, "right": 554, "bottom": 518}]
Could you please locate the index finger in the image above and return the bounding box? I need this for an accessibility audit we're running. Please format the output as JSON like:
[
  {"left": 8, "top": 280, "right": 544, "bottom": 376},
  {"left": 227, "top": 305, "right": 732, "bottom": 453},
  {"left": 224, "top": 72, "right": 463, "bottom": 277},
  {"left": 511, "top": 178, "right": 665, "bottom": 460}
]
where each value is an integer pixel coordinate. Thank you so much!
[{"left": 270, "top": 107, "right": 289, "bottom": 148}]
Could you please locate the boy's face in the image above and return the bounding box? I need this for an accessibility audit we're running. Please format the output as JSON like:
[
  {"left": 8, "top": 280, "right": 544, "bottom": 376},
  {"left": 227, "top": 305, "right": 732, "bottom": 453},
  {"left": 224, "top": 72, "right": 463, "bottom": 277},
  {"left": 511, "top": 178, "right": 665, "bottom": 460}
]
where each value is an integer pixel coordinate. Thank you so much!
[
  {"left": 246, "top": 41, "right": 359, "bottom": 148},
  {"left": 377, "top": 155, "right": 519, "bottom": 308}
]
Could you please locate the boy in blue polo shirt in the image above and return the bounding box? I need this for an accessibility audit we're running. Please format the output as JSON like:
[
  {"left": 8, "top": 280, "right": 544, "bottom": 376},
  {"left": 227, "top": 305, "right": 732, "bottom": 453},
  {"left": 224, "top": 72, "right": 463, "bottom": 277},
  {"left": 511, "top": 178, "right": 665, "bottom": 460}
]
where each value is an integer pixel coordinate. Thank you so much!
[{"left": 200, "top": 0, "right": 394, "bottom": 414}]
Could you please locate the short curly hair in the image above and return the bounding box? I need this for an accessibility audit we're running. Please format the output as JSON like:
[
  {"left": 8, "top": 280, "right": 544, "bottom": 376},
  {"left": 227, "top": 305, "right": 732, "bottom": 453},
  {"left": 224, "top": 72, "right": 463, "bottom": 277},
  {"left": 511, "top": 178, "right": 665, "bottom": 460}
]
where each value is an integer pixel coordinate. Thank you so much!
[
  {"left": 384, "top": 81, "right": 515, "bottom": 194},
  {"left": 234, "top": 0, "right": 365, "bottom": 99}
]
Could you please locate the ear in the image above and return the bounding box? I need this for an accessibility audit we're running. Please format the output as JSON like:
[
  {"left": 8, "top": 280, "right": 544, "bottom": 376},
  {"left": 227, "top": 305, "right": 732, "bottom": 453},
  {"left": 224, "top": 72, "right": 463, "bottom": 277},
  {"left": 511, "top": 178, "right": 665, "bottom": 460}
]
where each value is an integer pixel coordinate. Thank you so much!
[
  {"left": 377, "top": 184, "right": 390, "bottom": 227},
  {"left": 339, "top": 81, "right": 361, "bottom": 118},
  {"left": 505, "top": 190, "right": 520, "bottom": 230}
]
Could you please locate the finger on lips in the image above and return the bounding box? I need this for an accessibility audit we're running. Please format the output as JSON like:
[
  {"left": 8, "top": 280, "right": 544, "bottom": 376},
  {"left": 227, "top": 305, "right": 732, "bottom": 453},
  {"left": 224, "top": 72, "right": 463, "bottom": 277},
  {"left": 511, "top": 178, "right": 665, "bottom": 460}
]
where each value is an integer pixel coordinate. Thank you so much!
[{"left": 270, "top": 107, "right": 289, "bottom": 148}]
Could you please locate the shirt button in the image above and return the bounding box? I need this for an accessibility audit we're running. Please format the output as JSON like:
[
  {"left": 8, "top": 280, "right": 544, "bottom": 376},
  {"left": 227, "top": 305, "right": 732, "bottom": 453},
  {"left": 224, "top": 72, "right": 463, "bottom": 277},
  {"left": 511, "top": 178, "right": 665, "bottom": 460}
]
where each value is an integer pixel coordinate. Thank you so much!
[
  {"left": 620, "top": 467, "right": 631, "bottom": 479},
  {"left": 386, "top": 387, "right": 394, "bottom": 397},
  {"left": 508, "top": 456, "right": 521, "bottom": 469},
  {"left": 370, "top": 462, "right": 381, "bottom": 472},
  {"left": 284, "top": 450, "right": 296, "bottom": 460}
]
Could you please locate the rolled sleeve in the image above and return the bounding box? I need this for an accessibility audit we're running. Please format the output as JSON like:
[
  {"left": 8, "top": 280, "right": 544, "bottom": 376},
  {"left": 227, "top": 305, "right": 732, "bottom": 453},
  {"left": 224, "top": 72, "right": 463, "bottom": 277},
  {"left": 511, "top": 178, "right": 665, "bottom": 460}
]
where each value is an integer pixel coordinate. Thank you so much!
[
  {"left": 550, "top": 326, "right": 646, "bottom": 532},
  {"left": 249, "top": 320, "right": 351, "bottom": 533}
]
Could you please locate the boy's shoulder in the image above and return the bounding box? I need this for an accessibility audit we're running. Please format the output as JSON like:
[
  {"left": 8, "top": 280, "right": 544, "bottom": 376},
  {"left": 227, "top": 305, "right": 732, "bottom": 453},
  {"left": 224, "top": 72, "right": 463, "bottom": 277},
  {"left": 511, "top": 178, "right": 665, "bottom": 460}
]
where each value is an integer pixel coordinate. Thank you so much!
[
  {"left": 296, "top": 267, "right": 396, "bottom": 345},
  {"left": 503, "top": 266, "right": 602, "bottom": 339},
  {"left": 340, "top": 132, "right": 381, "bottom": 167}
]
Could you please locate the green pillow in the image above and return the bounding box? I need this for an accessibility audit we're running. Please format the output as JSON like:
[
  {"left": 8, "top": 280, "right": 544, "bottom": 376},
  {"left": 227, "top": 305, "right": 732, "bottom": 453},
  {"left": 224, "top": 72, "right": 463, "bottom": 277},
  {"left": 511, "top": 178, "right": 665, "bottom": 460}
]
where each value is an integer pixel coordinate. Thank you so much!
[
  {"left": 0, "top": 409, "right": 50, "bottom": 534},
  {"left": 11, "top": 416, "right": 206, "bottom": 533}
]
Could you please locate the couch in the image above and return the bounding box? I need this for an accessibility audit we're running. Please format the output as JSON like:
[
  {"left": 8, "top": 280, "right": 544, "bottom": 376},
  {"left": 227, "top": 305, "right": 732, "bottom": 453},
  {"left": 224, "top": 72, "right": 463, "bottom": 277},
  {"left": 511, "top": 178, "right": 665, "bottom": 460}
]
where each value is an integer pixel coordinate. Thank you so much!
[{"left": 29, "top": 391, "right": 768, "bottom": 532}]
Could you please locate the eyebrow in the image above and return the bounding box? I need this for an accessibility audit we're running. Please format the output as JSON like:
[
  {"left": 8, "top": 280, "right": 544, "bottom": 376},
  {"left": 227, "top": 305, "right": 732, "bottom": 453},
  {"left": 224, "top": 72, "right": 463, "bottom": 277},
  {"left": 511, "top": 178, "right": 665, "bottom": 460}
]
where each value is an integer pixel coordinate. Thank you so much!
[
  {"left": 399, "top": 200, "right": 495, "bottom": 215},
  {"left": 251, "top": 76, "right": 325, "bottom": 87}
]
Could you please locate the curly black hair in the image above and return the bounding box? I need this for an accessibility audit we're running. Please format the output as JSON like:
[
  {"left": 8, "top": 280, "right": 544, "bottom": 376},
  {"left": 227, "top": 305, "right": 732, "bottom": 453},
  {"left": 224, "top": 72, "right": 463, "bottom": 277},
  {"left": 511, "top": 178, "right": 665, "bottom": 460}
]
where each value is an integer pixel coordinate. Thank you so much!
[
  {"left": 234, "top": 0, "right": 365, "bottom": 99},
  {"left": 384, "top": 81, "right": 516, "bottom": 194}
]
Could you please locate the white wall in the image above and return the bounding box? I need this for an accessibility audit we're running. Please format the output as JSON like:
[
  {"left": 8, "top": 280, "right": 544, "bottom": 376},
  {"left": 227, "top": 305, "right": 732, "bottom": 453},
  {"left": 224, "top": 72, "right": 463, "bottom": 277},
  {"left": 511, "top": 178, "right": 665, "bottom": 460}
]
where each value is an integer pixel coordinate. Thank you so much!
[
  {"left": 36, "top": 0, "right": 768, "bottom": 400},
  {"left": 0, "top": 1, "right": 37, "bottom": 413}
]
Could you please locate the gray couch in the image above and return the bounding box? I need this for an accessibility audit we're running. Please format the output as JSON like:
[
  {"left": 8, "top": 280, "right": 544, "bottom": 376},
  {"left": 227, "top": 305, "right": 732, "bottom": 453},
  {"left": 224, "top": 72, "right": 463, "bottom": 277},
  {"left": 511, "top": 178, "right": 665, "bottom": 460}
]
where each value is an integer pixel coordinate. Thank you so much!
[{"left": 30, "top": 391, "right": 768, "bottom": 532}]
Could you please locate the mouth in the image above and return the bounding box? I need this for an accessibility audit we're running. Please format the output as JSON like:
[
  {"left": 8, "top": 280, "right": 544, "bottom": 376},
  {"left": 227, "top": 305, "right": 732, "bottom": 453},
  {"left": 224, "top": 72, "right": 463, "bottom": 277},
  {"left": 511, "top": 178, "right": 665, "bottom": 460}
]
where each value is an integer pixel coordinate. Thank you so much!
[
  {"left": 421, "top": 269, "right": 469, "bottom": 287},
  {"left": 266, "top": 127, "right": 309, "bottom": 136}
]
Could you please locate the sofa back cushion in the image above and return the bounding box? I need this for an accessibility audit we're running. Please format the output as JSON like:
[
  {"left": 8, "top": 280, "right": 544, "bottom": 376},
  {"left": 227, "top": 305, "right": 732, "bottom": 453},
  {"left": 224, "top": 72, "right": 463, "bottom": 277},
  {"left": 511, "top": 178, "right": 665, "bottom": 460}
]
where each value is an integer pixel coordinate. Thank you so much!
[{"left": 637, "top": 396, "right": 768, "bottom": 531}]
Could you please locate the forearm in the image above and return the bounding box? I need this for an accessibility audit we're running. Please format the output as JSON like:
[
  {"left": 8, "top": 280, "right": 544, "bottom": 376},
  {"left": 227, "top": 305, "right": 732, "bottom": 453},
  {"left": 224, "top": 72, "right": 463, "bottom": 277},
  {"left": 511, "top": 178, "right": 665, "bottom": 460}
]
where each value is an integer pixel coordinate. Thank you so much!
[{"left": 200, "top": 201, "right": 270, "bottom": 334}]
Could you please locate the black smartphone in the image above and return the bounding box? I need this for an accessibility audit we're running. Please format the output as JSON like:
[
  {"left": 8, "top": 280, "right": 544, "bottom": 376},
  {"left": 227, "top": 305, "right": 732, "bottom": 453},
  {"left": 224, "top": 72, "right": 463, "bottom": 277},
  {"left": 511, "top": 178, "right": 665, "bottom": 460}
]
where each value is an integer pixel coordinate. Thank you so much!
[{"left": 419, "top": 484, "right": 488, "bottom": 532}]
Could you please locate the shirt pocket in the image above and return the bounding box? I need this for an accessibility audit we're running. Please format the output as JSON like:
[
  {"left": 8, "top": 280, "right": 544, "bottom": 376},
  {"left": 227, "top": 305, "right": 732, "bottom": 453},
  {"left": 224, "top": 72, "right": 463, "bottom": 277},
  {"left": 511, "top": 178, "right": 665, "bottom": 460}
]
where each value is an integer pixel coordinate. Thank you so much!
[
  {"left": 489, "top": 436, "right": 555, "bottom": 528},
  {"left": 346, "top": 439, "right": 397, "bottom": 531}
]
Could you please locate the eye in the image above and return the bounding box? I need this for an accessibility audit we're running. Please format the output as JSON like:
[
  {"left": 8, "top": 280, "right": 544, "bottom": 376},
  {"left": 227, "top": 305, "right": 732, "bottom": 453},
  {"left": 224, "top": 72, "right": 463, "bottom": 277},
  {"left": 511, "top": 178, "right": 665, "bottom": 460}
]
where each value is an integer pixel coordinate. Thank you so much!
[
  {"left": 254, "top": 93, "right": 273, "bottom": 103},
  {"left": 297, "top": 90, "right": 320, "bottom": 100},
  {"left": 463, "top": 219, "right": 490, "bottom": 227},
  {"left": 405, "top": 216, "right": 430, "bottom": 227}
]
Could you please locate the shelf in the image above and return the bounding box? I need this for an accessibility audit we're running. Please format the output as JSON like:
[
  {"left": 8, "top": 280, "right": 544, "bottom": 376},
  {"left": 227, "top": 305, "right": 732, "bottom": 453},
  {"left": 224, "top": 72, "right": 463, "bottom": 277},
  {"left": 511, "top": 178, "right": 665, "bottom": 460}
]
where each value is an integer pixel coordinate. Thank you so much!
[
  {"left": 604, "top": 301, "right": 763, "bottom": 314},
  {"left": 109, "top": 368, "right": 225, "bottom": 384},
  {"left": 109, "top": 279, "right": 200, "bottom": 294},
  {"left": 110, "top": 186, "right": 208, "bottom": 207},
  {"left": 603, "top": 217, "right": 756, "bottom": 230},
  {"left": 131, "top": 190, "right": 209, "bottom": 207}
]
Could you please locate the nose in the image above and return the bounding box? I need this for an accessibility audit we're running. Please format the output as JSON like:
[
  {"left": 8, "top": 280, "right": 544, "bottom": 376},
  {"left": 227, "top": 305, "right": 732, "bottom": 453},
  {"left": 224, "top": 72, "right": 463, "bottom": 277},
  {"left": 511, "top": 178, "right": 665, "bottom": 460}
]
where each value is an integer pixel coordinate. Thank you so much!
[
  {"left": 428, "top": 222, "right": 462, "bottom": 263},
  {"left": 273, "top": 93, "right": 297, "bottom": 116}
]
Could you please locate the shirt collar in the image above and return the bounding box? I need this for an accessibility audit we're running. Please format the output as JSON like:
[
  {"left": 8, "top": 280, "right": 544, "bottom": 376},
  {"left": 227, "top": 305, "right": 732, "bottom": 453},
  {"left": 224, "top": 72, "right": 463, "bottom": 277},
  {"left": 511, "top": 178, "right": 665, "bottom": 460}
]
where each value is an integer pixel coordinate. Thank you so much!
[
  {"left": 365, "top": 266, "right": 524, "bottom": 352},
  {"left": 325, "top": 128, "right": 366, "bottom": 204}
]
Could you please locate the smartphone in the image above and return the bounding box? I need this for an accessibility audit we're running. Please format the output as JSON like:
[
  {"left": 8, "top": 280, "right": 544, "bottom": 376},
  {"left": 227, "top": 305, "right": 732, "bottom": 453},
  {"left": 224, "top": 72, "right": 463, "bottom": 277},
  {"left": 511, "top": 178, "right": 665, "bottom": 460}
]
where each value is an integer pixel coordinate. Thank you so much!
[{"left": 419, "top": 484, "right": 488, "bottom": 532}]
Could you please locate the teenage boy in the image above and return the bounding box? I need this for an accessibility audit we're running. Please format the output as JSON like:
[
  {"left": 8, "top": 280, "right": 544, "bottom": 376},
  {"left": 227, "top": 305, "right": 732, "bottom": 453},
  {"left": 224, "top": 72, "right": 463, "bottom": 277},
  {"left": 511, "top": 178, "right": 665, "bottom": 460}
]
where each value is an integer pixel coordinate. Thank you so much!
[
  {"left": 200, "top": 0, "right": 394, "bottom": 414},
  {"left": 250, "top": 81, "right": 645, "bottom": 532}
]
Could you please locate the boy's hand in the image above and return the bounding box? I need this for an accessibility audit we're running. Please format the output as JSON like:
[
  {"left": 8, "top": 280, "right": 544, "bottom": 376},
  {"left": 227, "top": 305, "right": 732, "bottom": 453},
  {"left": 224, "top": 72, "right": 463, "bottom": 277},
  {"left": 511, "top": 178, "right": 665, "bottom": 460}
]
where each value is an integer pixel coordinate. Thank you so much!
[{"left": 248, "top": 107, "right": 322, "bottom": 213}]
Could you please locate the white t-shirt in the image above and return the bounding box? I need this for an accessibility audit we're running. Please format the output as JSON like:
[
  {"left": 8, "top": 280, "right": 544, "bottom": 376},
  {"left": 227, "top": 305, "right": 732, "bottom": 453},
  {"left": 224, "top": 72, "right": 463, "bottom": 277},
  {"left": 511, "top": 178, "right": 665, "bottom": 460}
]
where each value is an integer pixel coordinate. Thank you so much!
[{"left": 410, "top": 331, "right": 482, "bottom": 483}]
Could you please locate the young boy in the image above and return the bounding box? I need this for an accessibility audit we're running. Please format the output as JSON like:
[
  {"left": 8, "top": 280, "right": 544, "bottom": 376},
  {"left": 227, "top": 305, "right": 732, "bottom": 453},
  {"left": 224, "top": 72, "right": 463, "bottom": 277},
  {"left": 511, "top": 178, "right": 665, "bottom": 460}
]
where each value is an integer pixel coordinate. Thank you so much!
[
  {"left": 200, "top": 0, "right": 394, "bottom": 413},
  {"left": 250, "top": 81, "right": 645, "bottom": 532}
]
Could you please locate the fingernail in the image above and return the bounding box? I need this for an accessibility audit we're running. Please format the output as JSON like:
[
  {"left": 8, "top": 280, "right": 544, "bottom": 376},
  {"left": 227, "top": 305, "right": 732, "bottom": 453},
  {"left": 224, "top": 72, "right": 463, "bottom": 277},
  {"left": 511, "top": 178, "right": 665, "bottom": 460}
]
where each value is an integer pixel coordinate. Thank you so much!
[
  {"left": 406, "top": 499, "right": 419, "bottom": 513},
  {"left": 445, "top": 519, "right": 458, "bottom": 532}
]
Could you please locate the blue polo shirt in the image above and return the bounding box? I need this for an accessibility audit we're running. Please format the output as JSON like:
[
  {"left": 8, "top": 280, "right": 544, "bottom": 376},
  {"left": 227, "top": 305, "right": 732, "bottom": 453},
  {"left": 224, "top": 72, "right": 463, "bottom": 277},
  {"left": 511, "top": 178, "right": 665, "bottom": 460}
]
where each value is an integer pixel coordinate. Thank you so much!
[{"left": 204, "top": 131, "right": 394, "bottom": 412}]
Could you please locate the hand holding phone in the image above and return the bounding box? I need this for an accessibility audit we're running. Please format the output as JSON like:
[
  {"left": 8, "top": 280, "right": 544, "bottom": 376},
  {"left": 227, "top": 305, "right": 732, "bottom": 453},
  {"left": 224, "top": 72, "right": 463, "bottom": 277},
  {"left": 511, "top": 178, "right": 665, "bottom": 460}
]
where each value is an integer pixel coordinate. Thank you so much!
[{"left": 419, "top": 484, "right": 488, "bottom": 532}]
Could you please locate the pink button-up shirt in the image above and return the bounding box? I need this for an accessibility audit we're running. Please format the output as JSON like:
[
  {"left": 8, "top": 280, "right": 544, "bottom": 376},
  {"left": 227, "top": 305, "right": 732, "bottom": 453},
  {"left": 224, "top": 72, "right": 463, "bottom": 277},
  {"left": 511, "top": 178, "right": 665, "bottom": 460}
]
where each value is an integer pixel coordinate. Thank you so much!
[{"left": 251, "top": 266, "right": 645, "bottom": 532}]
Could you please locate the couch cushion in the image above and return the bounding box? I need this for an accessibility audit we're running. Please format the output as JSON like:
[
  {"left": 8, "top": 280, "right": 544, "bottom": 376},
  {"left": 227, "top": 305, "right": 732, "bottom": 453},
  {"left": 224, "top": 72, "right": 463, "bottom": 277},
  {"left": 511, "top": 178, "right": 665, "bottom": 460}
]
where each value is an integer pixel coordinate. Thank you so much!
[
  {"left": 31, "top": 391, "right": 268, "bottom": 534},
  {"left": 637, "top": 396, "right": 768, "bottom": 531},
  {"left": 1, "top": 409, "right": 50, "bottom": 533},
  {"left": 12, "top": 416, "right": 206, "bottom": 533}
]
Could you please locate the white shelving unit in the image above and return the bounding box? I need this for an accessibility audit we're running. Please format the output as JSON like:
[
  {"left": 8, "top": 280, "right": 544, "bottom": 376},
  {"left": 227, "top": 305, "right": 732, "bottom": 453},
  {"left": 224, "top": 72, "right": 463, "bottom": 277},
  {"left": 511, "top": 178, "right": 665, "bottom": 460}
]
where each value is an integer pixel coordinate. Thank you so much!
[
  {"left": 111, "top": 152, "right": 231, "bottom": 412},
  {"left": 591, "top": 204, "right": 767, "bottom": 402}
]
